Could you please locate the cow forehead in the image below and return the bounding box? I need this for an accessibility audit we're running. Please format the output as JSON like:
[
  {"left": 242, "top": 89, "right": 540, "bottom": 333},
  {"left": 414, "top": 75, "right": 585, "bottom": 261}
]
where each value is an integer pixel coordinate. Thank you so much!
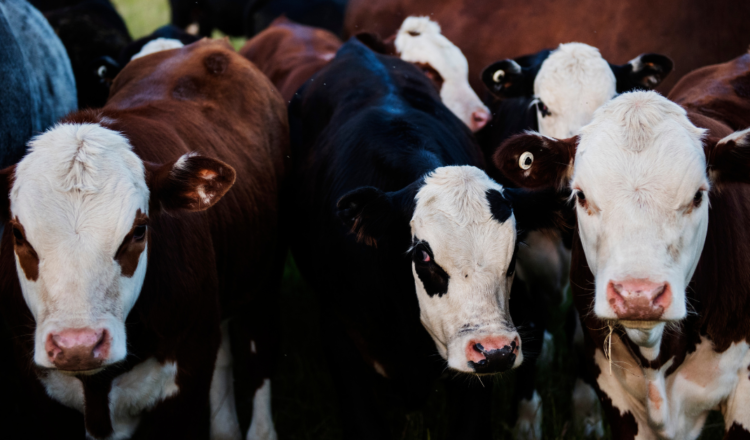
[
  {"left": 534, "top": 43, "right": 616, "bottom": 107},
  {"left": 11, "top": 123, "right": 149, "bottom": 247},
  {"left": 412, "top": 166, "right": 515, "bottom": 260},
  {"left": 574, "top": 93, "right": 708, "bottom": 202},
  {"left": 395, "top": 17, "right": 468, "bottom": 79}
]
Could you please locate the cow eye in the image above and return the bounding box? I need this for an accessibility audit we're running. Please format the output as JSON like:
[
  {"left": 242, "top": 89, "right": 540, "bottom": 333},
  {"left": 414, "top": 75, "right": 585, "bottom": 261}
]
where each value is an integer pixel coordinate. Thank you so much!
[
  {"left": 12, "top": 227, "right": 24, "bottom": 242},
  {"left": 692, "top": 190, "right": 703, "bottom": 208},
  {"left": 537, "top": 101, "right": 552, "bottom": 117},
  {"left": 576, "top": 190, "right": 587, "bottom": 207},
  {"left": 421, "top": 250, "right": 431, "bottom": 262},
  {"left": 133, "top": 225, "right": 147, "bottom": 241}
]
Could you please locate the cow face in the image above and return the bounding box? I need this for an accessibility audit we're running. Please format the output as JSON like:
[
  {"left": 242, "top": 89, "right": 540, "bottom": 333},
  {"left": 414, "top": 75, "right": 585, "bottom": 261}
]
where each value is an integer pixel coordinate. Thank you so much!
[
  {"left": 4, "top": 123, "right": 234, "bottom": 373},
  {"left": 395, "top": 16, "right": 491, "bottom": 132},
  {"left": 338, "top": 166, "right": 565, "bottom": 374},
  {"left": 494, "top": 91, "right": 750, "bottom": 347},
  {"left": 481, "top": 43, "right": 673, "bottom": 138}
]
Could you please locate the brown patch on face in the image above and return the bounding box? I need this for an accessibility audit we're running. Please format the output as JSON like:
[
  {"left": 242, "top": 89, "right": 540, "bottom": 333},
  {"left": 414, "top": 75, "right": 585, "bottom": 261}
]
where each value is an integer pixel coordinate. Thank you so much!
[
  {"left": 115, "top": 210, "right": 148, "bottom": 277},
  {"left": 413, "top": 62, "right": 444, "bottom": 92},
  {"left": 10, "top": 219, "right": 39, "bottom": 281}
]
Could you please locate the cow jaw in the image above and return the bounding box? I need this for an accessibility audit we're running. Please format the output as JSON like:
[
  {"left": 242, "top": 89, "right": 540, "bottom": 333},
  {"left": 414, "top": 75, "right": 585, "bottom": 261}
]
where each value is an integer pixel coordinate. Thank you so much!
[
  {"left": 534, "top": 43, "right": 617, "bottom": 139},
  {"left": 410, "top": 166, "right": 522, "bottom": 374},
  {"left": 571, "top": 92, "right": 708, "bottom": 345},
  {"left": 11, "top": 123, "right": 150, "bottom": 371}
]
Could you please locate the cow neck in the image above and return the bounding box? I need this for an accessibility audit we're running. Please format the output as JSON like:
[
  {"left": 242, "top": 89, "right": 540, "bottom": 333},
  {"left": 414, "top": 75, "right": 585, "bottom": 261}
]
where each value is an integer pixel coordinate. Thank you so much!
[{"left": 78, "top": 372, "right": 115, "bottom": 438}]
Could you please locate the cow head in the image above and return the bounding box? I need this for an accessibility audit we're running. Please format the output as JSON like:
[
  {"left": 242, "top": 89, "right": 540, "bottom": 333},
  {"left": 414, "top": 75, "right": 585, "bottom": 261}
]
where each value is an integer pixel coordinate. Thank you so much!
[
  {"left": 481, "top": 43, "right": 673, "bottom": 139},
  {"left": 2, "top": 123, "right": 234, "bottom": 373},
  {"left": 337, "top": 166, "right": 564, "bottom": 374},
  {"left": 395, "top": 17, "right": 491, "bottom": 132},
  {"left": 494, "top": 91, "right": 750, "bottom": 350}
]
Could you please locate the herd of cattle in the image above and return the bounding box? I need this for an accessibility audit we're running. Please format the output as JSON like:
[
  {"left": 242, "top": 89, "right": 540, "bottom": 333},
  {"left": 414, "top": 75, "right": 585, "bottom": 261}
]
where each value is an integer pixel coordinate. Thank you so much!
[{"left": 1, "top": 0, "right": 750, "bottom": 439}]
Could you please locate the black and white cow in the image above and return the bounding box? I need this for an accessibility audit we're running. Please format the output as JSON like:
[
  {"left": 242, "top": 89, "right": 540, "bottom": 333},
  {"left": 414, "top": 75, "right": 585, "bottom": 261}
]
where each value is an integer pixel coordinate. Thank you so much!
[
  {"left": 288, "top": 37, "right": 564, "bottom": 439},
  {"left": 0, "top": 0, "right": 77, "bottom": 166}
]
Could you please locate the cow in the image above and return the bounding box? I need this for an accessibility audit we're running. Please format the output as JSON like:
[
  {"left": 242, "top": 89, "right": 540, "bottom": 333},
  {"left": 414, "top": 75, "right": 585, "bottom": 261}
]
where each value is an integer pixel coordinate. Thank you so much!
[
  {"left": 241, "top": 15, "right": 490, "bottom": 131},
  {"left": 0, "top": 39, "right": 288, "bottom": 439},
  {"left": 0, "top": 0, "right": 77, "bottom": 167},
  {"left": 287, "top": 37, "right": 565, "bottom": 439},
  {"left": 40, "top": 0, "right": 131, "bottom": 109},
  {"left": 118, "top": 25, "right": 200, "bottom": 65},
  {"left": 344, "top": 0, "right": 750, "bottom": 95},
  {"left": 494, "top": 84, "right": 750, "bottom": 439}
]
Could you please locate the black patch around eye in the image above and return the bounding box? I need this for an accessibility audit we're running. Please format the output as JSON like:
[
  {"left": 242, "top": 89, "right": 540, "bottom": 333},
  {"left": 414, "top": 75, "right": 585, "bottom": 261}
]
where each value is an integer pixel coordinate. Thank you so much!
[
  {"left": 486, "top": 189, "right": 513, "bottom": 223},
  {"left": 412, "top": 240, "right": 450, "bottom": 297}
]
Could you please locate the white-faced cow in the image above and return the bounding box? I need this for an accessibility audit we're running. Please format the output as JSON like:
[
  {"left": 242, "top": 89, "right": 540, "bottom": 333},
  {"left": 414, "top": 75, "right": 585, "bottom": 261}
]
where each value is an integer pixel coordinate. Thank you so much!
[
  {"left": 287, "top": 37, "right": 564, "bottom": 439},
  {"left": 495, "top": 89, "right": 750, "bottom": 440},
  {"left": 0, "top": 39, "right": 288, "bottom": 439}
]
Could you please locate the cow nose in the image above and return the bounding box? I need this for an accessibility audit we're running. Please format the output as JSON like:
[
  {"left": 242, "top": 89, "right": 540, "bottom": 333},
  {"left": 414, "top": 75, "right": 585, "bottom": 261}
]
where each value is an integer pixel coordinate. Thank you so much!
[
  {"left": 466, "top": 336, "right": 520, "bottom": 374},
  {"left": 46, "top": 328, "right": 110, "bottom": 371},
  {"left": 470, "top": 109, "right": 491, "bottom": 131},
  {"left": 606, "top": 279, "right": 672, "bottom": 321}
]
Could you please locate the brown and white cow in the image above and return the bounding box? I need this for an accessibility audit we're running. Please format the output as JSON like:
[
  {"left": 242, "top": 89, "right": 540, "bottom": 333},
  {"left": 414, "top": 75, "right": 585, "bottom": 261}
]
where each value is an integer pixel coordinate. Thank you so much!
[
  {"left": 240, "top": 15, "right": 490, "bottom": 131},
  {"left": 495, "top": 82, "right": 750, "bottom": 438},
  {"left": 344, "top": 0, "right": 750, "bottom": 95},
  {"left": 0, "top": 39, "right": 289, "bottom": 439}
]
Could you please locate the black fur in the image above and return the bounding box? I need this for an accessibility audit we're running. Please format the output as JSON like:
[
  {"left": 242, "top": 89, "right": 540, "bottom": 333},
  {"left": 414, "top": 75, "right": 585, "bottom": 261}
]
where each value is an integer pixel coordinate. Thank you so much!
[
  {"left": 411, "top": 239, "right": 450, "bottom": 297},
  {"left": 610, "top": 53, "right": 674, "bottom": 94},
  {"left": 485, "top": 188, "right": 512, "bottom": 223}
]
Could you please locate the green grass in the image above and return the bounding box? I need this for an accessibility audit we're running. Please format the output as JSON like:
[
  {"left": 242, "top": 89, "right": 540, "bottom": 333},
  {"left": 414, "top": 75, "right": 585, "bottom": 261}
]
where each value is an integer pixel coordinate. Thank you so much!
[{"left": 112, "top": 2, "right": 730, "bottom": 438}]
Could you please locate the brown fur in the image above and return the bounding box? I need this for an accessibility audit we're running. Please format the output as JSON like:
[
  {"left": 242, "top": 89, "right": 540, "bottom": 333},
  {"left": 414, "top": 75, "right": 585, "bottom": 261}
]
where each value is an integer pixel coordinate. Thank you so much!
[
  {"left": 9, "top": 219, "right": 39, "bottom": 281},
  {"left": 239, "top": 16, "right": 342, "bottom": 102},
  {"left": 0, "top": 39, "right": 289, "bottom": 438},
  {"left": 344, "top": 0, "right": 750, "bottom": 94},
  {"left": 493, "top": 133, "right": 577, "bottom": 191},
  {"left": 114, "top": 210, "right": 148, "bottom": 278}
]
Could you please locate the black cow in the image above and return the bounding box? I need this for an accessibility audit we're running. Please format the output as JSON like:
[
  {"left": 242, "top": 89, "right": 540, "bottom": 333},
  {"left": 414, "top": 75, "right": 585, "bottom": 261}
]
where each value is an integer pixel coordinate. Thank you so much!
[
  {"left": 41, "top": 0, "right": 131, "bottom": 108},
  {"left": 288, "top": 38, "right": 564, "bottom": 439}
]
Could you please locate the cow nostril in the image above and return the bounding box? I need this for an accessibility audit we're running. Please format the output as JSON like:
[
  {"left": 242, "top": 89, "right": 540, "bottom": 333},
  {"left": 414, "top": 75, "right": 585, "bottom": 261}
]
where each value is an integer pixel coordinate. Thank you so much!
[
  {"left": 473, "top": 343, "right": 485, "bottom": 354},
  {"left": 613, "top": 283, "right": 624, "bottom": 295}
]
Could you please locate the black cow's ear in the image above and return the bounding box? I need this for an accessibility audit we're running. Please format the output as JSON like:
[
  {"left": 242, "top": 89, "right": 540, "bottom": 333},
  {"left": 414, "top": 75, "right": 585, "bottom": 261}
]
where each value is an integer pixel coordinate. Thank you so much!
[
  {"left": 611, "top": 53, "right": 673, "bottom": 93},
  {"left": 336, "top": 180, "right": 420, "bottom": 247},
  {"left": 481, "top": 60, "right": 529, "bottom": 98},
  {"left": 493, "top": 132, "right": 577, "bottom": 191},
  {"left": 146, "top": 153, "right": 236, "bottom": 213},
  {"left": 503, "top": 187, "right": 573, "bottom": 240},
  {"left": 705, "top": 127, "right": 750, "bottom": 185},
  {"left": 0, "top": 165, "right": 15, "bottom": 225}
]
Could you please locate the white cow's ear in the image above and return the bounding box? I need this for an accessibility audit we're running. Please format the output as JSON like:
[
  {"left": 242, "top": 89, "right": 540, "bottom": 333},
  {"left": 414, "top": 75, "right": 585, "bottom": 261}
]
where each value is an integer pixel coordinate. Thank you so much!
[
  {"left": 705, "top": 127, "right": 750, "bottom": 185},
  {"left": 145, "top": 153, "right": 236, "bottom": 213},
  {"left": 0, "top": 165, "right": 14, "bottom": 224}
]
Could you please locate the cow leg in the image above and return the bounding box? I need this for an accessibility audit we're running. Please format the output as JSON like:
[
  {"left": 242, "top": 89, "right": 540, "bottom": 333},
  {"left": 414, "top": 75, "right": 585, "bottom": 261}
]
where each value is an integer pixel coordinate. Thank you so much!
[
  {"left": 570, "top": 311, "right": 604, "bottom": 438},
  {"left": 720, "top": 351, "right": 750, "bottom": 439},
  {"left": 246, "top": 378, "right": 277, "bottom": 440},
  {"left": 513, "top": 358, "right": 542, "bottom": 440},
  {"left": 320, "top": 311, "right": 390, "bottom": 440},
  {"left": 210, "top": 321, "right": 242, "bottom": 440},
  {"left": 445, "top": 376, "right": 494, "bottom": 440}
]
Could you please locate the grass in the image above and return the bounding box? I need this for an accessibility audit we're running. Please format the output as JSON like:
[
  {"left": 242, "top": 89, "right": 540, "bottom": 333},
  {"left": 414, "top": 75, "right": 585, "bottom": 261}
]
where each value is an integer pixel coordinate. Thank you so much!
[{"left": 110, "top": 2, "right": 729, "bottom": 438}]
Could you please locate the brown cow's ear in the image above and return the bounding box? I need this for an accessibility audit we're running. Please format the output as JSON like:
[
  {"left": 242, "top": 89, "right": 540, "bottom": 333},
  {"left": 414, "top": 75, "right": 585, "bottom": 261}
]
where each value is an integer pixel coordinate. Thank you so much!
[
  {"left": 146, "top": 153, "right": 236, "bottom": 213},
  {"left": 705, "top": 127, "right": 750, "bottom": 185},
  {"left": 0, "top": 165, "right": 15, "bottom": 224},
  {"left": 493, "top": 132, "right": 577, "bottom": 190}
]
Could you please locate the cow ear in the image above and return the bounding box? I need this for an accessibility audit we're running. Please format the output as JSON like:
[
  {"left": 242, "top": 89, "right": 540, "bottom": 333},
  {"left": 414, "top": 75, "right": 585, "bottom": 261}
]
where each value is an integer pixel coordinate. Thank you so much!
[
  {"left": 336, "top": 180, "right": 420, "bottom": 247},
  {"left": 705, "top": 127, "right": 750, "bottom": 185},
  {"left": 146, "top": 153, "right": 236, "bottom": 213},
  {"left": 0, "top": 165, "right": 15, "bottom": 224},
  {"left": 611, "top": 53, "right": 673, "bottom": 93},
  {"left": 481, "top": 60, "right": 531, "bottom": 98},
  {"left": 503, "top": 187, "right": 573, "bottom": 239},
  {"left": 493, "top": 132, "right": 577, "bottom": 190}
]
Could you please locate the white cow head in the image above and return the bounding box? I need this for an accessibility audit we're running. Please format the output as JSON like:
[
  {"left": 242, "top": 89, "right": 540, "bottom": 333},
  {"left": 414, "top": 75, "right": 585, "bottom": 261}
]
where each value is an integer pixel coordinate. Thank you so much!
[
  {"left": 3, "top": 122, "right": 234, "bottom": 373},
  {"left": 482, "top": 43, "right": 673, "bottom": 138},
  {"left": 337, "top": 166, "right": 564, "bottom": 373},
  {"left": 494, "top": 91, "right": 750, "bottom": 350},
  {"left": 395, "top": 17, "right": 491, "bottom": 132}
]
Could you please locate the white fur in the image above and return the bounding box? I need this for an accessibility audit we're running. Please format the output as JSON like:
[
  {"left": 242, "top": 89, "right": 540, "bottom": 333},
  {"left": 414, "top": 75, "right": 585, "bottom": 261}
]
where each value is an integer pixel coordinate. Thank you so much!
[
  {"left": 515, "top": 390, "right": 542, "bottom": 439},
  {"left": 594, "top": 334, "right": 750, "bottom": 439},
  {"left": 131, "top": 38, "right": 184, "bottom": 61},
  {"left": 410, "top": 166, "right": 521, "bottom": 372},
  {"left": 534, "top": 43, "right": 617, "bottom": 138},
  {"left": 570, "top": 92, "right": 708, "bottom": 332},
  {"left": 12, "top": 123, "right": 150, "bottom": 369},
  {"left": 210, "top": 321, "right": 242, "bottom": 440},
  {"left": 246, "top": 379, "right": 277, "bottom": 440},
  {"left": 41, "top": 357, "right": 179, "bottom": 440},
  {"left": 394, "top": 17, "right": 490, "bottom": 131}
]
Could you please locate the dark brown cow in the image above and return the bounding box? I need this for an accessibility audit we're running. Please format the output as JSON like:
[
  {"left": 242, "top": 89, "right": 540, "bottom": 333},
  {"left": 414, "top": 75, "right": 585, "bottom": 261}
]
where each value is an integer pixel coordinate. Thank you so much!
[
  {"left": 0, "top": 39, "right": 288, "bottom": 439},
  {"left": 239, "top": 15, "right": 341, "bottom": 102},
  {"left": 344, "top": 0, "right": 750, "bottom": 94},
  {"left": 493, "top": 51, "right": 750, "bottom": 438}
]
